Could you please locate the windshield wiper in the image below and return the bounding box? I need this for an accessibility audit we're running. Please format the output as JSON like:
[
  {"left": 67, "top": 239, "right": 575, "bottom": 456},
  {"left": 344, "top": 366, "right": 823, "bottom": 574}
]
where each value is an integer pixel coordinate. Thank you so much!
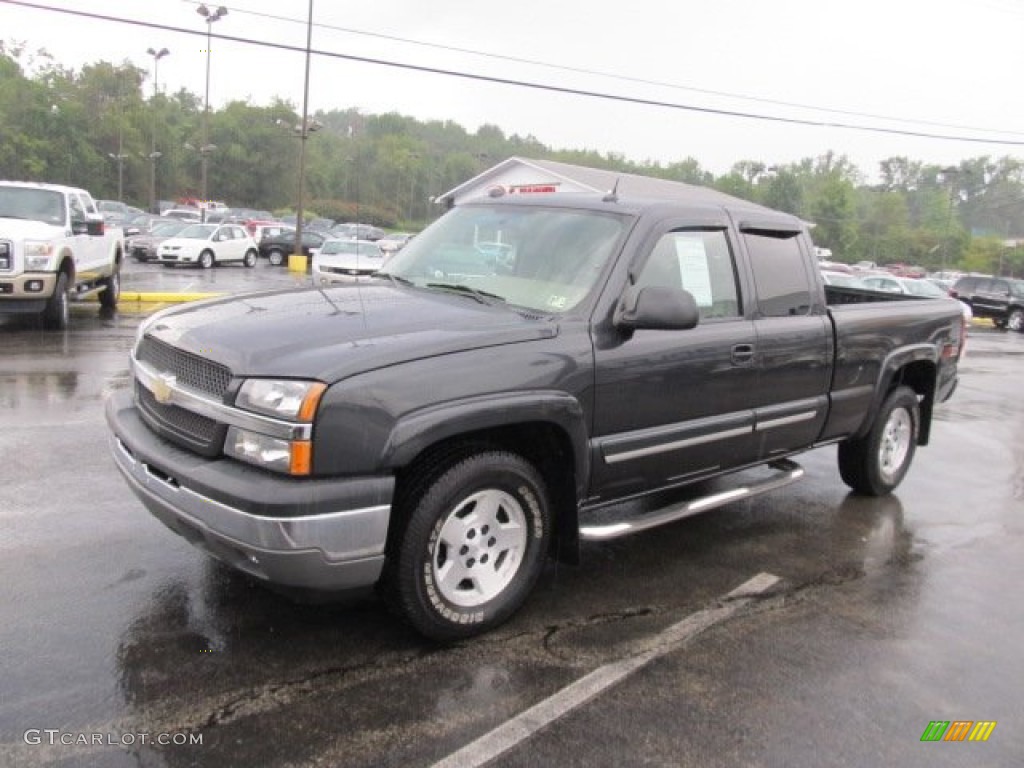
[
  {"left": 425, "top": 282, "right": 506, "bottom": 304},
  {"left": 376, "top": 272, "right": 415, "bottom": 288}
]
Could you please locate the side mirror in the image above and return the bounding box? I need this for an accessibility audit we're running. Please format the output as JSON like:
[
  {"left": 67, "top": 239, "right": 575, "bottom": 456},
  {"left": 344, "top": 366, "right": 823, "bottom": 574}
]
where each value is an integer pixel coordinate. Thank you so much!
[
  {"left": 614, "top": 285, "right": 700, "bottom": 331},
  {"left": 85, "top": 219, "right": 105, "bottom": 236}
]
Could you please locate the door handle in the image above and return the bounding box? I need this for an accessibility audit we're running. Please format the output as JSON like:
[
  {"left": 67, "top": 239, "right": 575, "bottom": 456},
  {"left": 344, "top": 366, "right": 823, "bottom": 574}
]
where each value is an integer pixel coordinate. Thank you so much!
[{"left": 731, "top": 344, "right": 755, "bottom": 365}]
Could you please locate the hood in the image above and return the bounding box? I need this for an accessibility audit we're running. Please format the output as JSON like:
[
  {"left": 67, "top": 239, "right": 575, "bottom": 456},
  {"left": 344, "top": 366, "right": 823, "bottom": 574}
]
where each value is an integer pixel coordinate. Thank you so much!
[
  {"left": 143, "top": 282, "right": 558, "bottom": 383},
  {"left": 0, "top": 217, "right": 67, "bottom": 239}
]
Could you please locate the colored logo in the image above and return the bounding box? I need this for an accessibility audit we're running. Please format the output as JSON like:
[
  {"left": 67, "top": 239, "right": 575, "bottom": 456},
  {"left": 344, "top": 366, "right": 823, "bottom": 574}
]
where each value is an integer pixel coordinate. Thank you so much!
[{"left": 920, "top": 721, "right": 996, "bottom": 742}]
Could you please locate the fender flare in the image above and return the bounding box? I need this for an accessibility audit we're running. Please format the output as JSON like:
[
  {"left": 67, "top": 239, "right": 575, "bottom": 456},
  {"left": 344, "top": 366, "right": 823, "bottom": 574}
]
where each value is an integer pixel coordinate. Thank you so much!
[
  {"left": 856, "top": 343, "right": 938, "bottom": 442},
  {"left": 383, "top": 389, "right": 591, "bottom": 500}
]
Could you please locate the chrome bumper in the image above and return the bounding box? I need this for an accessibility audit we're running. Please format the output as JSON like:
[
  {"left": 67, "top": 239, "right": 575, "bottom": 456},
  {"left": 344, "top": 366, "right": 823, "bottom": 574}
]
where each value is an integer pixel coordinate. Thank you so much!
[{"left": 106, "top": 391, "right": 393, "bottom": 591}]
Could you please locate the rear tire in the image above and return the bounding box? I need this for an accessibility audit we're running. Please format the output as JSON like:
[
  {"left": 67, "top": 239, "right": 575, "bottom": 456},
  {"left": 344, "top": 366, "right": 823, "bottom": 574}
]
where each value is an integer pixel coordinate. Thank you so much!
[
  {"left": 98, "top": 266, "right": 120, "bottom": 309},
  {"left": 385, "top": 450, "right": 551, "bottom": 641},
  {"left": 199, "top": 250, "right": 214, "bottom": 269},
  {"left": 41, "top": 272, "right": 70, "bottom": 330},
  {"left": 243, "top": 249, "right": 257, "bottom": 268},
  {"left": 838, "top": 386, "right": 919, "bottom": 496},
  {"left": 268, "top": 249, "right": 285, "bottom": 266},
  {"left": 1008, "top": 308, "right": 1024, "bottom": 333}
]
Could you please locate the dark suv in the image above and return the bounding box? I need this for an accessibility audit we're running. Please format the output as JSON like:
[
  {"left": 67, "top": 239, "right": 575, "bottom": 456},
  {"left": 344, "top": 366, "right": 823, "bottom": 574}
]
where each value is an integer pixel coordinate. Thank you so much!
[{"left": 951, "top": 275, "right": 1024, "bottom": 331}]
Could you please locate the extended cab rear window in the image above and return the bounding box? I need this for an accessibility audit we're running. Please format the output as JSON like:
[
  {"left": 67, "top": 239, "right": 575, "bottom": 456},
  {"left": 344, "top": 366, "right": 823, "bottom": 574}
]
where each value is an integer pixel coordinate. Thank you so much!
[{"left": 743, "top": 229, "right": 813, "bottom": 317}]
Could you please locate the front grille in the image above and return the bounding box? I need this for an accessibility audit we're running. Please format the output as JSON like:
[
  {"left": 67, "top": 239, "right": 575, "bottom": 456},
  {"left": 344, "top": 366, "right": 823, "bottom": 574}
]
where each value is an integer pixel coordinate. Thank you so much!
[
  {"left": 137, "top": 335, "right": 232, "bottom": 397},
  {"left": 137, "top": 383, "right": 226, "bottom": 456},
  {"left": 0, "top": 240, "right": 11, "bottom": 271}
]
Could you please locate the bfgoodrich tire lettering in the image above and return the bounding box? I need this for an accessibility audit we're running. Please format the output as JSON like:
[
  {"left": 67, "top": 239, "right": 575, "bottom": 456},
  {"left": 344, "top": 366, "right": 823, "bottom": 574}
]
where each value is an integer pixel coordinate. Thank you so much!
[
  {"left": 387, "top": 450, "right": 551, "bottom": 641},
  {"left": 838, "top": 386, "right": 919, "bottom": 496}
]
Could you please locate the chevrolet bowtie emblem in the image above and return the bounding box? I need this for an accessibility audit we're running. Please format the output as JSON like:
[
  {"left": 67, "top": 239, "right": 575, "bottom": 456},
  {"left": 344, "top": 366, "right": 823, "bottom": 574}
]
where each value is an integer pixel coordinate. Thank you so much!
[{"left": 152, "top": 373, "right": 176, "bottom": 404}]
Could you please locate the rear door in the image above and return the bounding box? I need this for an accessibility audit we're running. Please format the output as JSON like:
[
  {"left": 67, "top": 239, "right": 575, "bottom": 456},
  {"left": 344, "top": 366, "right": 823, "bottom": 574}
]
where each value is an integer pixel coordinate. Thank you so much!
[{"left": 738, "top": 223, "right": 831, "bottom": 458}]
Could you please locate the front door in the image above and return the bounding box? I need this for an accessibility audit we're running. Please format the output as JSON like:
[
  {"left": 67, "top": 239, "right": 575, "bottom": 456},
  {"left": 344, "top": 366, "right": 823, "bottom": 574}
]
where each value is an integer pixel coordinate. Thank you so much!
[{"left": 589, "top": 223, "right": 760, "bottom": 504}]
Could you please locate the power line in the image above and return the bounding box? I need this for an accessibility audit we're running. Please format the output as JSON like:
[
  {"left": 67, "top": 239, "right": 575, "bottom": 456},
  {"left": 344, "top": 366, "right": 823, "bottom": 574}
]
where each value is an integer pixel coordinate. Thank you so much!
[
  {"left": 187, "top": 0, "right": 1024, "bottom": 141},
  {"left": 6, "top": 0, "right": 1024, "bottom": 148}
]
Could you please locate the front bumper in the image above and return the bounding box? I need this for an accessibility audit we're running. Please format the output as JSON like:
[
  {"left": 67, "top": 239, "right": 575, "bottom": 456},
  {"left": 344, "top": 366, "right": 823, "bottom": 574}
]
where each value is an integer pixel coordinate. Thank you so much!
[
  {"left": 105, "top": 390, "right": 394, "bottom": 591},
  {"left": 0, "top": 272, "right": 57, "bottom": 304}
]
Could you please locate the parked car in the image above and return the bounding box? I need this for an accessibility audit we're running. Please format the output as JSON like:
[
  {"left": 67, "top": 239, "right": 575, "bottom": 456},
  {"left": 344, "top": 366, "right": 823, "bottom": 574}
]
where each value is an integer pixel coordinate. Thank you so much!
[
  {"left": 162, "top": 208, "right": 203, "bottom": 223},
  {"left": 307, "top": 217, "right": 336, "bottom": 234},
  {"left": 258, "top": 229, "right": 326, "bottom": 266},
  {"left": 331, "top": 222, "right": 387, "bottom": 241},
  {"left": 156, "top": 223, "right": 258, "bottom": 269},
  {"left": 861, "top": 275, "right": 973, "bottom": 324},
  {"left": 950, "top": 275, "right": 1024, "bottom": 331},
  {"left": 253, "top": 224, "right": 292, "bottom": 244},
  {"left": 925, "top": 277, "right": 955, "bottom": 294},
  {"left": 820, "top": 270, "right": 867, "bottom": 288},
  {"left": 126, "top": 221, "right": 189, "bottom": 262},
  {"left": 97, "top": 199, "right": 129, "bottom": 224},
  {"left": 311, "top": 238, "right": 386, "bottom": 284},
  {"left": 818, "top": 259, "right": 853, "bottom": 274},
  {"left": 377, "top": 232, "right": 416, "bottom": 254}
]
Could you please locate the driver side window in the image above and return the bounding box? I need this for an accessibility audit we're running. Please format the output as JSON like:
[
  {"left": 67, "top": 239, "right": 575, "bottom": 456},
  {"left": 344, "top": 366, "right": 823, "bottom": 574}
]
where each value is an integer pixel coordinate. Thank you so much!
[{"left": 635, "top": 230, "right": 740, "bottom": 319}]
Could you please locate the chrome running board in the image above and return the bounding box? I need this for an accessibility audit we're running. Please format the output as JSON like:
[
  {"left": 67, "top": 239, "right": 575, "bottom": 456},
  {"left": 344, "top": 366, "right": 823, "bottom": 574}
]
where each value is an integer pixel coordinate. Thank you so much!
[{"left": 579, "top": 459, "right": 805, "bottom": 542}]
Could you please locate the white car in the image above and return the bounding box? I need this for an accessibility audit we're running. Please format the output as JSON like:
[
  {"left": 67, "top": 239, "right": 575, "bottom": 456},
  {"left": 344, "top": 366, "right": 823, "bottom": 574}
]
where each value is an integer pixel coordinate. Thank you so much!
[
  {"left": 311, "top": 238, "right": 385, "bottom": 285},
  {"left": 860, "top": 275, "right": 973, "bottom": 324},
  {"left": 157, "top": 223, "right": 258, "bottom": 269}
]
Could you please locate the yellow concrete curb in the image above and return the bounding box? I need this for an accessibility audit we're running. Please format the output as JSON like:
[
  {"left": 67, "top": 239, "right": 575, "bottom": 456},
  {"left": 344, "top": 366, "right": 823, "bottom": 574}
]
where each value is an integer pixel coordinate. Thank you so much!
[
  {"left": 122, "top": 291, "right": 224, "bottom": 303},
  {"left": 86, "top": 291, "right": 224, "bottom": 303}
]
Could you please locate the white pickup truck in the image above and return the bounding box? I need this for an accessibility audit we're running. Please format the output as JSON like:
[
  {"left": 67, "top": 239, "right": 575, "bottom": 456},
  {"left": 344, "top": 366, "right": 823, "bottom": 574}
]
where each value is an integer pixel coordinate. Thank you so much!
[{"left": 0, "top": 181, "right": 124, "bottom": 329}]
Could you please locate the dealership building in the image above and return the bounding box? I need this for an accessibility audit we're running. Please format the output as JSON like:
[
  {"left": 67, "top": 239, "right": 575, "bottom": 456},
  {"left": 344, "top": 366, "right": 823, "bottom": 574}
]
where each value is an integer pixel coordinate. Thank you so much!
[{"left": 435, "top": 156, "right": 766, "bottom": 211}]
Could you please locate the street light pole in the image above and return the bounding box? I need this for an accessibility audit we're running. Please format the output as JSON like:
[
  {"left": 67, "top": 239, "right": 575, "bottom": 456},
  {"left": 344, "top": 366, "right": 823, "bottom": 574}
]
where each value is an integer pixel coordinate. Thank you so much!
[
  {"left": 197, "top": 5, "right": 227, "bottom": 212},
  {"left": 146, "top": 47, "right": 170, "bottom": 214},
  {"left": 292, "top": 0, "right": 315, "bottom": 269}
]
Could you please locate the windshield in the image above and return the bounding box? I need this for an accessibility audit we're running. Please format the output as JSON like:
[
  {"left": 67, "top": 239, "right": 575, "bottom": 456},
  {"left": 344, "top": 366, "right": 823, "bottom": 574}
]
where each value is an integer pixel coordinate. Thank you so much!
[
  {"left": 379, "top": 204, "right": 628, "bottom": 313},
  {"left": 0, "top": 186, "right": 66, "bottom": 225},
  {"left": 177, "top": 224, "right": 216, "bottom": 239}
]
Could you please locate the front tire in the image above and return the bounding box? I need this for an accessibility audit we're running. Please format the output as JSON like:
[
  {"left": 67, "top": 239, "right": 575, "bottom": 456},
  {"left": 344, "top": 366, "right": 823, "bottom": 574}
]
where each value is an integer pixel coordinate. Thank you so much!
[
  {"left": 41, "top": 272, "right": 70, "bottom": 330},
  {"left": 199, "top": 250, "right": 214, "bottom": 269},
  {"left": 387, "top": 451, "right": 551, "bottom": 641},
  {"left": 1008, "top": 308, "right": 1024, "bottom": 332},
  {"left": 267, "top": 249, "right": 285, "bottom": 266},
  {"left": 838, "top": 386, "right": 919, "bottom": 496}
]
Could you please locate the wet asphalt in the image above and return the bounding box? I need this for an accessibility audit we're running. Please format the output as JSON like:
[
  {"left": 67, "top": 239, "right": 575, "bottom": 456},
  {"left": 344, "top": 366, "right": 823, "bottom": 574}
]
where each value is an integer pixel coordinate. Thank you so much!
[{"left": 0, "top": 258, "right": 1021, "bottom": 767}]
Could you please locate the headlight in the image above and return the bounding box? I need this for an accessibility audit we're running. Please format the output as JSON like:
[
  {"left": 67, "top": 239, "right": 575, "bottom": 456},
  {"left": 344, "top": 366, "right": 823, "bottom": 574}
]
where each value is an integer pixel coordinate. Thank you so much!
[
  {"left": 24, "top": 241, "right": 54, "bottom": 269},
  {"left": 235, "top": 379, "right": 325, "bottom": 421},
  {"left": 225, "top": 427, "right": 312, "bottom": 475}
]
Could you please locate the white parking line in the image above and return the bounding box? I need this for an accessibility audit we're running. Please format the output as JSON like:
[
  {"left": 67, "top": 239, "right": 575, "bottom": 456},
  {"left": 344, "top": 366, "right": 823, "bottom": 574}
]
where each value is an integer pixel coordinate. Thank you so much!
[{"left": 432, "top": 572, "right": 781, "bottom": 768}]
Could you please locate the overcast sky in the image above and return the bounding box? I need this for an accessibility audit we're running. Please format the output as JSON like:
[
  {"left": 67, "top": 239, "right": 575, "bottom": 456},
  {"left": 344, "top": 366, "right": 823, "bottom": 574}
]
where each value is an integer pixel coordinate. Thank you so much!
[{"left": 3, "top": 0, "right": 1024, "bottom": 180}]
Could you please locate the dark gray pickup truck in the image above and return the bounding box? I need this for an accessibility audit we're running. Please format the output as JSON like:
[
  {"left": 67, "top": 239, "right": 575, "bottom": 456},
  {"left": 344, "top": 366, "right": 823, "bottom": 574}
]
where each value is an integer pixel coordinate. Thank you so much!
[{"left": 106, "top": 190, "right": 964, "bottom": 639}]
